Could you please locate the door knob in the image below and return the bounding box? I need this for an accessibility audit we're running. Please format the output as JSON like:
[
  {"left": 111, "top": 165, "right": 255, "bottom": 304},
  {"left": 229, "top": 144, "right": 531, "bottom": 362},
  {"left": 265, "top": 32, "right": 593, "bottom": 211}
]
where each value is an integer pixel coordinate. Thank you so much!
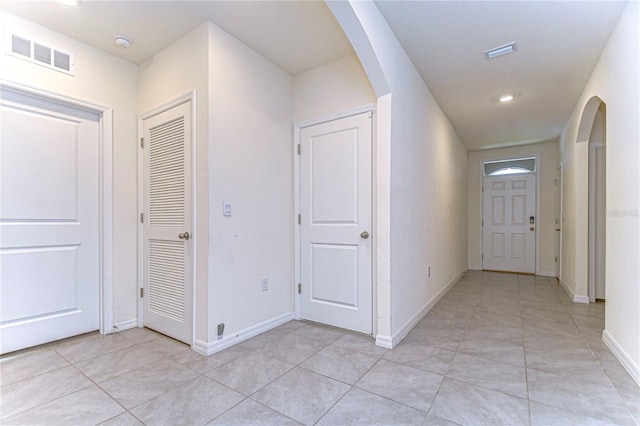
[
  {"left": 178, "top": 232, "right": 190, "bottom": 240},
  {"left": 360, "top": 231, "right": 370, "bottom": 239},
  {"left": 529, "top": 227, "right": 534, "bottom": 231}
]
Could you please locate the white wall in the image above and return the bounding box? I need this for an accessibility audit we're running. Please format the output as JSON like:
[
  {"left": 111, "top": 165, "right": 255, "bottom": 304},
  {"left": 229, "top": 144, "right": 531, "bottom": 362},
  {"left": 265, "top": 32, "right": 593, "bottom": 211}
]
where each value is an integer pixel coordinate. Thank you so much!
[
  {"left": 467, "top": 141, "right": 559, "bottom": 275},
  {"left": 138, "top": 23, "right": 211, "bottom": 344},
  {"left": 0, "top": 11, "right": 139, "bottom": 327},
  {"left": 327, "top": 1, "right": 468, "bottom": 346},
  {"left": 559, "top": 2, "right": 639, "bottom": 382},
  {"left": 293, "top": 54, "right": 375, "bottom": 122},
  {"left": 139, "top": 22, "right": 295, "bottom": 349},
  {"left": 206, "top": 24, "right": 294, "bottom": 344}
]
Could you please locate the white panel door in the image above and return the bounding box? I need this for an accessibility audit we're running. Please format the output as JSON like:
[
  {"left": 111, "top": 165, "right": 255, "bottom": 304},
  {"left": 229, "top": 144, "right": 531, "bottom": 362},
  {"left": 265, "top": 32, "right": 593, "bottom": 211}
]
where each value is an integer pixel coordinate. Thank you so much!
[
  {"left": 142, "top": 101, "right": 192, "bottom": 344},
  {"left": 1, "top": 89, "right": 100, "bottom": 354},
  {"left": 299, "top": 111, "right": 372, "bottom": 334},
  {"left": 482, "top": 174, "right": 536, "bottom": 273}
]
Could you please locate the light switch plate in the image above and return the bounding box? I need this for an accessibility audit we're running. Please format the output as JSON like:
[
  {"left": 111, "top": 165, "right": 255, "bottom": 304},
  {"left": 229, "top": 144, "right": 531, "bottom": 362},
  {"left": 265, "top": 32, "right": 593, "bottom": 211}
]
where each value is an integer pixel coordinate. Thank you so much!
[{"left": 223, "top": 202, "right": 232, "bottom": 217}]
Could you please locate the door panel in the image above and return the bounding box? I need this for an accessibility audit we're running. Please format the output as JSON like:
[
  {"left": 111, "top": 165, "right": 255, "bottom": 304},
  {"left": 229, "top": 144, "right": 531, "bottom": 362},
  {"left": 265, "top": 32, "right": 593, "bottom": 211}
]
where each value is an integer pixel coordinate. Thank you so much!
[
  {"left": 300, "top": 112, "right": 372, "bottom": 334},
  {"left": 1, "top": 90, "right": 100, "bottom": 354},
  {"left": 483, "top": 174, "right": 536, "bottom": 273},
  {"left": 142, "top": 101, "right": 192, "bottom": 344}
]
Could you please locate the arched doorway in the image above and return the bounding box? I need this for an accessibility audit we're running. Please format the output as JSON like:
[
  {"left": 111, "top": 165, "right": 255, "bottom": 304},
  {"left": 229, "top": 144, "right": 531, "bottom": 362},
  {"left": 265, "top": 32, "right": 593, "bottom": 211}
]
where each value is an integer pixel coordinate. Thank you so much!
[{"left": 576, "top": 96, "right": 607, "bottom": 303}]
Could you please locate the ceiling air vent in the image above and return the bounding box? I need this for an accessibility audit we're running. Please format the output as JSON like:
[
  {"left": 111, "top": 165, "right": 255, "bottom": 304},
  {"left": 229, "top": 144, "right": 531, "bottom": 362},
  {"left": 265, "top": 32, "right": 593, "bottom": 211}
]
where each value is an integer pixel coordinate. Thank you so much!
[{"left": 6, "top": 32, "right": 75, "bottom": 75}]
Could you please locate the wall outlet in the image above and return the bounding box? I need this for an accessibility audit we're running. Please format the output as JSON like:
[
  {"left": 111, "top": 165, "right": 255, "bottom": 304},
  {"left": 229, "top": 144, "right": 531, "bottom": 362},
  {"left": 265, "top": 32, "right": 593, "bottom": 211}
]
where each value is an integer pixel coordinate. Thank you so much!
[
  {"left": 261, "top": 277, "right": 269, "bottom": 291},
  {"left": 217, "top": 323, "right": 225, "bottom": 340}
]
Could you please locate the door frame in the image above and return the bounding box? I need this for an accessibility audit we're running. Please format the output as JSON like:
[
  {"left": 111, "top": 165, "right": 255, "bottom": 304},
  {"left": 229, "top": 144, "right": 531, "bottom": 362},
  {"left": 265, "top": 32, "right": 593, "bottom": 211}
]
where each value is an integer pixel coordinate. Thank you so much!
[
  {"left": 137, "top": 92, "right": 197, "bottom": 346},
  {"left": 1, "top": 80, "right": 115, "bottom": 335},
  {"left": 478, "top": 152, "right": 542, "bottom": 274},
  {"left": 588, "top": 140, "right": 606, "bottom": 302},
  {"left": 293, "top": 104, "right": 376, "bottom": 334}
]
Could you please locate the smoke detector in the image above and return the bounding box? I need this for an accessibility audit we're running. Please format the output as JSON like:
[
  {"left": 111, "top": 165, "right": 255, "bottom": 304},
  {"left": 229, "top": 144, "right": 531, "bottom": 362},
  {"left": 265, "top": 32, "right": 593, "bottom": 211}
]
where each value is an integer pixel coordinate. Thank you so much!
[{"left": 114, "top": 36, "right": 132, "bottom": 49}]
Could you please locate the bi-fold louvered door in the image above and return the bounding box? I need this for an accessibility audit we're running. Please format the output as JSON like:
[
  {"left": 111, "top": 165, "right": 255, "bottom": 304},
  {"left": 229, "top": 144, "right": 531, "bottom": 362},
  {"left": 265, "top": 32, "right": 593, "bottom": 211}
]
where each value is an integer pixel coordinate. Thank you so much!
[{"left": 142, "top": 101, "right": 192, "bottom": 344}]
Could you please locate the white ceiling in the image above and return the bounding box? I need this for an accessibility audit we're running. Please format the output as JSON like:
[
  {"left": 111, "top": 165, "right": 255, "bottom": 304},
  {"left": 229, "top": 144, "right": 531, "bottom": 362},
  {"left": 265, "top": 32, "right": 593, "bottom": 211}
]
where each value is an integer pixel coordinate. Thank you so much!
[{"left": 1, "top": 1, "right": 628, "bottom": 151}]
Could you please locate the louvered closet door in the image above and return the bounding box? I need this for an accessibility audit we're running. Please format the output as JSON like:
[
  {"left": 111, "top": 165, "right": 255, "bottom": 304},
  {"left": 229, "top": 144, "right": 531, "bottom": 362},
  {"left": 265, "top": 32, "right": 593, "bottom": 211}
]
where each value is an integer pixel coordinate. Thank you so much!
[{"left": 142, "top": 101, "right": 192, "bottom": 344}]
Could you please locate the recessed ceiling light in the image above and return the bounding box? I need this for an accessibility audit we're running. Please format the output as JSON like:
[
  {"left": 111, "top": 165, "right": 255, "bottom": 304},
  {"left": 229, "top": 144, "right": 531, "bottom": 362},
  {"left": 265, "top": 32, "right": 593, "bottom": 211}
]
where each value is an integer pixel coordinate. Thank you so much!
[
  {"left": 499, "top": 94, "right": 515, "bottom": 103},
  {"left": 114, "top": 36, "right": 133, "bottom": 49},
  {"left": 58, "top": 0, "right": 82, "bottom": 6},
  {"left": 484, "top": 42, "right": 518, "bottom": 59}
]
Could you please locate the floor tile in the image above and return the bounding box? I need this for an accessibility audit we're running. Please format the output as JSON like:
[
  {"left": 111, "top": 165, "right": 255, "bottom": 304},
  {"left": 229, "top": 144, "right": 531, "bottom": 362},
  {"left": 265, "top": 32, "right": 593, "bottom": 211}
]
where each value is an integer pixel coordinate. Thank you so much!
[
  {"left": 529, "top": 400, "right": 618, "bottom": 425},
  {"left": 252, "top": 367, "right": 350, "bottom": 425},
  {"left": 523, "top": 318, "right": 581, "bottom": 338},
  {"left": 446, "top": 353, "right": 527, "bottom": 398},
  {"left": 54, "top": 333, "right": 137, "bottom": 364},
  {"left": 527, "top": 367, "right": 635, "bottom": 424},
  {"left": 403, "top": 326, "right": 465, "bottom": 351},
  {"left": 292, "top": 324, "right": 346, "bottom": 344},
  {"left": 171, "top": 348, "right": 228, "bottom": 374},
  {"left": 331, "top": 333, "right": 388, "bottom": 358},
  {"left": 75, "top": 343, "right": 165, "bottom": 383},
  {"left": 99, "top": 359, "right": 199, "bottom": 409},
  {"left": 423, "top": 414, "right": 461, "bottom": 426},
  {"left": 99, "top": 411, "right": 145, "bottom": 426},
  {"left": 457, "top": 335, "right": 525, "bottom": 367},
  {"left": 136, "top": 334, "right": 190, "bottom": 357},
  {"left": 2, "top": 386, "right": 123, "bottom": 426},
  {"left": 237, "top": 329, "right": 286, "bottom": 350},
  {"left": 207, "top": 351, "right": 294, "bottom": 395},
  {"left": 618, "top": 387, "right": 640, "bottom": 424},
  {"left": 0, "top": 349, "right": 69, "bottom": 386},
  {"left": 355, "top": 359, "right": 443, "bottom": 411},
  {"left": 209, "top": 398, "right": 300, "bottom": 425},
  {"left": 521, "top": 306, "right": 574, "bottom": 324},
  {"left": 0, "top": 365, "right": 93, "bottom": 419},
  {"left": 382, "top": 341, "right": 455, "bottom": 375},
  {"left": 272, "top": 320, "right": 306, "bottom": 334},
  {"left": 301, "top": 345, "right": 378, "bottom": 385},
  {"left": 259, "top": 333, "right": 326, "bottom": 365},
  {"left": 317, "top": 388, "right": 426, "bottom": 425},
  {"left": 117, "top": 327, "right": 160, "bottom": 343},
  {"left": 430, "top": 378, "right": 529, "bottom": 426},
  {"left": 524, "top": 343, "right": 599, "bottom": 375},
  {"left": 131, "top": 376, "right": 244, "bottom": 425},
  {"left": 571, "top": 313, "right": 605, "bottom": 330}
]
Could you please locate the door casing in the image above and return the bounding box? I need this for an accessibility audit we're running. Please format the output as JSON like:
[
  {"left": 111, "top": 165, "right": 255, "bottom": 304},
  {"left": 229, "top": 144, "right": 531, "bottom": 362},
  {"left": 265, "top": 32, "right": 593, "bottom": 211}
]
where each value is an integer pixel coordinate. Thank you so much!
[
  {"left": 137, "top": 92, "right": 197, "bottom": 347},
  {"left": 478, "top": 153, "right": 542, "bottom": 275},
  {"left": 0, "top": 80, "right": 115, "bottom": 339},
  {"left": 293, "top": 104, "right": 376, "bottom": 335}
]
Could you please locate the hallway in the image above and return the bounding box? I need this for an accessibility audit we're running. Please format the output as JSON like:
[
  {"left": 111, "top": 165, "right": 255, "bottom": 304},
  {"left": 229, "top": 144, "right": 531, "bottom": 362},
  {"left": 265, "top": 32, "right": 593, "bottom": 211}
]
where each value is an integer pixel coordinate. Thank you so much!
[{"left": 1, "top": 271, "right": 638, "bottom": 425}]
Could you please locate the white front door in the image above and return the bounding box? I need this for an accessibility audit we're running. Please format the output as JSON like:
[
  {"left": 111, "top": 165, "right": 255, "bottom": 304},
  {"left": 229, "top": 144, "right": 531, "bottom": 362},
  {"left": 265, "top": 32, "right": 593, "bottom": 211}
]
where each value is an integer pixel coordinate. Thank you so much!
[
  {"left": 1, "top": 88, "right": 100, "bottom": 354},
  {"left": 142, "top": 101, "right": 193, "bottom": 344},
  {"left": 482, "top": 174, "right": 536, "bottom": 274},
  {"left": 299, "top": 111, "right": 372, "bottom": 334}
]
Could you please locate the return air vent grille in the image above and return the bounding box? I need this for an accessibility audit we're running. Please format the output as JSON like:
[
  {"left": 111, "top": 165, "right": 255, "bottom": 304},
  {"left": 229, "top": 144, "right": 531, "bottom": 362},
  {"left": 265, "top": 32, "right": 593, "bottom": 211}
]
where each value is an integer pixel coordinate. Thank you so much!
[{"left": 6, "top": 32, "right": 75, "bottom": 75}]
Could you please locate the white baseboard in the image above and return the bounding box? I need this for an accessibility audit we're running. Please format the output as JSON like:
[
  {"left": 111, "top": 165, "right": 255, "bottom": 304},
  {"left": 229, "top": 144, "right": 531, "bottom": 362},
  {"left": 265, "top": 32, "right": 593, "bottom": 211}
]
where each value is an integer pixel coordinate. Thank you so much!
[
  {"left": 374, "top": 334, "right": 393, "bottom": 349},
  {"left": 382, "top": 270, "right": 465, "bottom": 349},
  {"left": 573, "top": 295, "right": 589, "bottom": 304},
  {"left": 110, "top": 319, "right": 137, "bottom": 334},
  {"left": 537, "top": 270, "right": 556, "bottom": 277},
  {"left": 192, "top": 311, "right": 294, "bottom": 356},
  {"left": 468, "top": 265, "right": 481, "bottom": 271},
  {"left": 602, "top": 329, "right": 640, "bottom": 387}
]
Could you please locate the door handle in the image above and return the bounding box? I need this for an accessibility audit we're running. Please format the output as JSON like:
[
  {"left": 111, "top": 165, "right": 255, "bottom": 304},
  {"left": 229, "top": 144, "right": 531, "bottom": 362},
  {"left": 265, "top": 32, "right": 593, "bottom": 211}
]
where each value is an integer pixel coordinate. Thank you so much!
[
  {"left": 360, "top": 231, "right": 370, "bottom": 239},
  {"left": 529, "top": 227, "right": 535, "bottom": 231},
  {"left": 178, "top": 232, "right": 190, "bottom": 240}
]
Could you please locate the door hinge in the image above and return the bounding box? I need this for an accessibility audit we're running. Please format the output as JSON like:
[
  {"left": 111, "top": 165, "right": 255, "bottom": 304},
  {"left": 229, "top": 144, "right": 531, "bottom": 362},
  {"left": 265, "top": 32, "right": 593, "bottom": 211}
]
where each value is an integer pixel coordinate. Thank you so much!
[
  {"left": 140, "top": 213, "right": 144, "bottom": 223},
  {"left": 140, "top": 287, "right": 144, "bottom": 298},
  {"left": 298, "top": 214, "right": 301, "bottom": 225},
  {"left": 368, "top": 110, "right": 373, "bottom": 118},
  {"left": 297, "top": 144, "right": 301, "bottom": 155},
  {"left": 298, "top": 283, "right": 301, "bottom": 294},
  {"left": 482, "top": 186, "right": 484, "bottom": 192},
  {"left": 555, "top": 257, "right": 558, "bottom": 263},
  {"left": 482, "top": 254, "right": 484, "bottom": 259},
  {"left": 140, "top": 137, "right": 144, "bottom": 148},
  {"left": 482, "top": 220, "right": 484, "bottom": 226}
]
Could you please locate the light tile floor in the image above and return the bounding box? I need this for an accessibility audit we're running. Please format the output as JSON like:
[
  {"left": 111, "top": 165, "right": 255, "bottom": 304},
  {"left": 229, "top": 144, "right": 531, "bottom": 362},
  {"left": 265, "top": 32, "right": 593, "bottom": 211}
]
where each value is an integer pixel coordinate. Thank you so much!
[{"left": 2, "top": 271, "right": 639, "bottom": 425}]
